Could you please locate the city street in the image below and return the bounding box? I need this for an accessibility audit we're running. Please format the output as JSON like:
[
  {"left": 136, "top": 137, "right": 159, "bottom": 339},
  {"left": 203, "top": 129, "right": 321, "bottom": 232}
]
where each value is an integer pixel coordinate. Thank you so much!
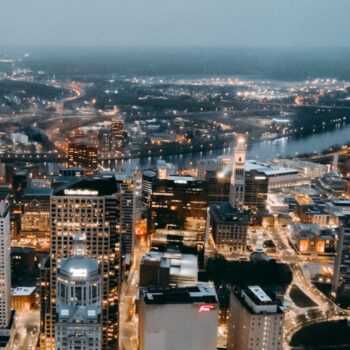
[
  {"left": 266, "top": 226, "right": 350, "bottom": 347},
  {"left": 119, "top": 237, "right": 148, "bottom": 350},
  {"left": 12, "top": 307, "right": 39, "bottom": 350}
]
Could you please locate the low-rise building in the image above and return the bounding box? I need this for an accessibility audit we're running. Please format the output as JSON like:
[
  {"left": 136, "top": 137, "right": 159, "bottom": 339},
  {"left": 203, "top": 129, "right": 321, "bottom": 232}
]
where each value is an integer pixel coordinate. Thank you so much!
[
  {"left": 319, "top": 173, "right": 348, "bottom": 197},
  {"left": 245, "top": 160, "right": 303, "bottom": 190},
  {"left": 140, "top": 251, "right": 198, "bottom": 288},
  {"left": 289, "top": 224, "right": 336, "bottom": 254},
  {"left": 11, "top": 287, "right": 36, "bottom": 311},
  {"left": 294, "top": 204, "right": 332, "bottom": 227},
  {"left": 271, "top": 159, "right": 328, "bottom": 179}
]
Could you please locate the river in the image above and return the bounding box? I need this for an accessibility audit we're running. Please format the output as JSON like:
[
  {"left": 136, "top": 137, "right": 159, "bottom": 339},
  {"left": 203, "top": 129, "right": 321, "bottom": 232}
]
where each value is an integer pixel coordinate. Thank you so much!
[{"left": 102, "top": 123, "right": 350, "bottom": 172}]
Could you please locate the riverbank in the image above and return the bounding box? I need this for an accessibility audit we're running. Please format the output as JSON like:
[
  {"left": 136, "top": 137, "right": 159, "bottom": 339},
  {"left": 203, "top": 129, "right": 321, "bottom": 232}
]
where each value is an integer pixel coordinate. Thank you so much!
[{"left": 100, "top": 123, "right": 350, "bottom": 172}]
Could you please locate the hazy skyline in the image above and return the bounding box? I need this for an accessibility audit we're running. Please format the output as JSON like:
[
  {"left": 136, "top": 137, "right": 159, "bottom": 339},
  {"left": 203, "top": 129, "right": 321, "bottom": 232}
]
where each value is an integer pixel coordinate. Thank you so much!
[{"left": 0, "top": 0, "right": 350, "bottom": 48}]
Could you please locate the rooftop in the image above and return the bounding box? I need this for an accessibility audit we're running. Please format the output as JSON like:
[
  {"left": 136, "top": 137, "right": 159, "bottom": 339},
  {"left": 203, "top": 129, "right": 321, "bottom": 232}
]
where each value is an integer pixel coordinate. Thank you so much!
[
  {"left": 141, "top": 251, "right": 198, "bottom": 282},
  {"left": 233, "top": 286, "right": 283, "bottom": 315},
  {"left": 298, "top": 204, "right": 328, "bottom": 215},
  {"left": 141, "top": 284, "right": 217, "bottom": 305},
  {"left": 54, "top": 175, "right": 120, "bottom": 196},
  {"left": 168, "top": 175, "right": 194, "bottom": 183},
  {"left": 245, "top": 160, "right": 299, "bottom": 176},
  {"left": 59, "top": 255, "right": 99, "bottom": 279},
  {"left": 23, "top": 187, "right": 53, "bottom": 197},
  {"left": 211, "top": 202, "right": 250, "bottom": 224},
  {"left": 247, "top": 285, "right": 272, "bottom": 304},
  {"left": 12, "top": 286, "right": 36, "bottom": 297},
  {"left": 332, "top": 199, "right": 350, "bottom": 207}
]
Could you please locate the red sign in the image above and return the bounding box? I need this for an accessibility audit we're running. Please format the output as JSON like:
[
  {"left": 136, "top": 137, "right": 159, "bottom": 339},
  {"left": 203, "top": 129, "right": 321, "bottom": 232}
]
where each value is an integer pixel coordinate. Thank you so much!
[{"left": 198, "top": 304, "right": 216, "bottom": 312}]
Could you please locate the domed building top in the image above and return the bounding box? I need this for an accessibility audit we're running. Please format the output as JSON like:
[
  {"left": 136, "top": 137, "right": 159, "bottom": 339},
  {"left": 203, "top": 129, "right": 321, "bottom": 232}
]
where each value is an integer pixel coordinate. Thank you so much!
[
  {"left": 60, "top": 255, "right": 99, "bottom": 279},
  {"left": 59, "top": 233, "right": 99, "bottom": 279}
]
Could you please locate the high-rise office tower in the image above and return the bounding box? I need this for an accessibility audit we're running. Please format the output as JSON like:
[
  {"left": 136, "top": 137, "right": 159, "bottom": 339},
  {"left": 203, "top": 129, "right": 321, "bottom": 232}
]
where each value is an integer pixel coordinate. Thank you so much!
[
  {"left": 119, "top": 181, "right": 135, "bottom": 256},
  {"left": 0, "top": 193, "right": 11, "bottom": 329},
  {"left": 18, "top": 187, "right": 52, "bottom": 250},
  {"left": 40, "top": 175, "right": 127, "bottom": 350},
  {"left": 229, "top": 135, "right": 246, "bottom": 210},
  {"left": 111, "top": 118, "right": 125, "bottom": 150},
  {"left": 0, "top": 192, "right": 15, "bottom": 350},
  {"left": 55, "top": 233, "right": 102, "bottom": 350},
  {"left": 139, "top": 284, "right": 218, "bottom": 350},
  {"left": 205, "top": 170, "right": 231, "bottom": 204},
  {"left": 141, "top": 170, "right": 157, "bottom": 206},
  {"left": 147, "top": 175, "right": 207, "bottom": 243},
  {"left": 68, "top": 142, "right": 98, "bottom": 172},
  {"left": 325, "top": 201, "right": 350, "bottom": 299},
  {"left": 227, "top": 286, "right": 284, "bottom": 350},
  {"left": 98, "top": 118, "right": 126, "bottom": 155},
  {"left": 244, "top": 169, "right": 268, "bottom": 210},
  {"left": 98, "top": 127, "right": 114, "bottom": 154},
  {"left": 332, "top": 215, "right": 350, "bottom": 297}
]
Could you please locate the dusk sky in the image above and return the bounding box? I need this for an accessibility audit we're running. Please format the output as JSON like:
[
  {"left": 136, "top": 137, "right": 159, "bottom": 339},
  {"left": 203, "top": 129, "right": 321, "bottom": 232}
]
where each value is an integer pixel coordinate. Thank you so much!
[{"left": 0, "top": 0, "right": 349, "bottom": 48}]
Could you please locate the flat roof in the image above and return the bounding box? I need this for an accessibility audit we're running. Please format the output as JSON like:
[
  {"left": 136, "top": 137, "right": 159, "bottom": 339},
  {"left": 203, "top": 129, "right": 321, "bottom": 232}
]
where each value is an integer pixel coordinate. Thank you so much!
[
  {"left": 12, "top": 286, "right": 36, "bottom": 296},
  {"left": 245, "top": 160, "right": 298, "bottom": 176},
  {"left": 23, "top": 188, "right": 53, "bottom": 197},
  {"left": 141, "top": 251, "right": 198, "bottom": 281},
  {"left": 332, "top": 199, "right": 350, "bottom": 207},
  {"left": 299, "top": 204, "right": 328, "bottom": 215},
  {"left": 233, "top": 286, "right": 283, "bottom": 314},
  {"left": 247, "top": 286, "right": 272, "bottom": 303},
  {"left": 54, "top": 175, "right": 120, "bottom": 196},
  {"left": 142, "top": 284, "right": 217, "bottom": 305},
  {"left": 211, "top": 203, "right": 250, "bottom": 224},
  {"left": 168, "top": 175, "right": 194, "bottom": 183}
]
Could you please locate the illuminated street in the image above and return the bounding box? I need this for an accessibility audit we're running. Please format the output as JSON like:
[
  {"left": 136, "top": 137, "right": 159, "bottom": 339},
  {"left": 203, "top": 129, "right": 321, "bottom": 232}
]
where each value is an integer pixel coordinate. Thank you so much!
[
  {"left": 1, "top": 6, "right": 350, "bottom": 349},
  {"left": 119, "top": 237, "right": 148, "bottom": 350},
  {"left": 12, "top": 307, "right": 39, "bottom": 350}
]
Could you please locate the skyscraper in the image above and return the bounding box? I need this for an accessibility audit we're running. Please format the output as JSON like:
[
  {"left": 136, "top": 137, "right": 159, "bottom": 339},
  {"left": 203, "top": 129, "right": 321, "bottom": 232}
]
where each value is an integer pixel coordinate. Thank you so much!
[
  {"left": 40, "top": 175, "right": 126, "bottom": 350},
  {"left": 0, "top": 192, "right": 15, "bottom": 350},
  {"left": 111, "top": 118, "right": 125, "bottom": 150},
  {"left": 0, "top": 193, "right": 11, "bottom": 329},
  {"left": 119, "top": 181, "right": 135, "bottom": 256},
  {"left": 332, "top": 215, "right": 350, "bottom": 298},
  {"left": 229, "top": 135, "right": 246, "bottom": 210},
  {"left": 324, "top": 200, "right": 350, "bottom": 299},
  {"left": 55, "top": 233, "right": 102, "bottom": 350},
  {"left": 244, "top": 169, "right": 268, "bottom": 210},
  {"left": 68, "top": 142, "right": 98, "bottom": 172},
  {"left": 18, "top": 187, "right": 52, "bottom": 250},
  {"left": 147, "top": 175, "right": 207, "bottom": 243}
]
